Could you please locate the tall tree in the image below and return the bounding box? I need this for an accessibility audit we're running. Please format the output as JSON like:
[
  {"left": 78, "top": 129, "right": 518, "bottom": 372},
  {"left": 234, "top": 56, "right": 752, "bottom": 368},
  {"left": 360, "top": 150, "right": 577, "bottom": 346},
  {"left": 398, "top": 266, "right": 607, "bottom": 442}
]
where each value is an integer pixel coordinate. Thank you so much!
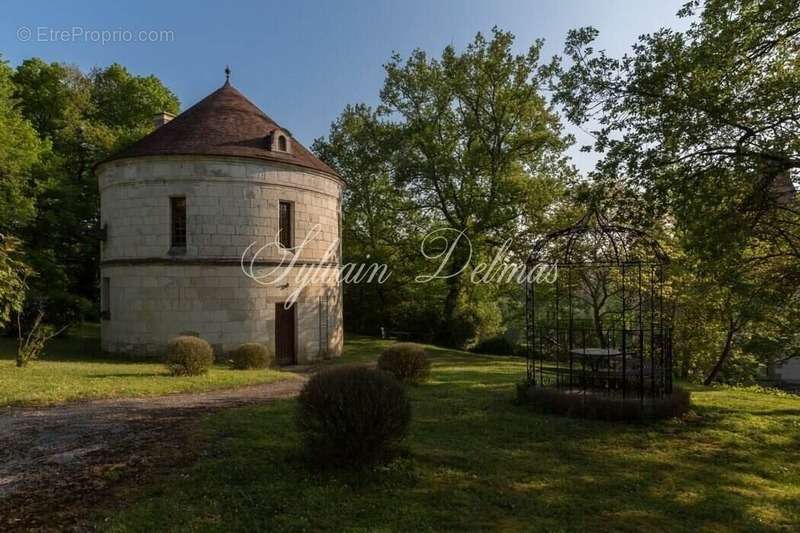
[
  {"left": 12, "top": 58, "right": 90, "bottom": 148},
  {"left": 0, "top": 234, "right": 30, "bottom": 329},
  {"left": 379, "top": 28, "right": 571, "bottom": 345},
  {"left": 555, "top": 0, "right": 799, "bottom": 255},
  {"left": 12, "top": 60, "right": 179, "bottom": 324},
  {"left": 555, "top": 0, "right": 800, "bottom": 382},
  {"left": 0, "top": 56, "right": 45, "bottom": 327},
  {"left": 0, "top": 57, "right": 49, "bottom": 234},
  {"left": 313, "top": 105, "right": 431, "bottom": 335}
]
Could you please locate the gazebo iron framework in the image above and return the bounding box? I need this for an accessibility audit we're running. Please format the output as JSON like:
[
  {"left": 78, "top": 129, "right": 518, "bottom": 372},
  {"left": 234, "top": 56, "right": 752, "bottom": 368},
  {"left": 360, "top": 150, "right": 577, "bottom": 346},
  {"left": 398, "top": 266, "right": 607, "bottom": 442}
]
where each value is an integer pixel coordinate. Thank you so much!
[{"left": 524, "top": 209, "right": 673, "bottom": 401}]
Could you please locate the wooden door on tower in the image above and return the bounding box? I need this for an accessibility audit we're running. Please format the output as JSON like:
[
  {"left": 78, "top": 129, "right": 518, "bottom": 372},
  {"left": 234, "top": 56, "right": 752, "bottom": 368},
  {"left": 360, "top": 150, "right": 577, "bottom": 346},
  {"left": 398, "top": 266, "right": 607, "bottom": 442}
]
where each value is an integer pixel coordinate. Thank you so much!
[{"left": 275, "top": 302, "right": 296, "bottom": 366}]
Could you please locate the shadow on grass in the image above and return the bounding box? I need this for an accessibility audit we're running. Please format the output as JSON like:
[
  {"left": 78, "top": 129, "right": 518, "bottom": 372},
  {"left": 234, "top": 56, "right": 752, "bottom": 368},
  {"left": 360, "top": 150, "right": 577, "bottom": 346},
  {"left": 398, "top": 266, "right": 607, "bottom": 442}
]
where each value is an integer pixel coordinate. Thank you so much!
[
  {"left": 99, "top": 336, "right": 800, "bottom": 531},
  {"left": 85, "top": 372, "right": 170, "bottom": 379},
  {"left": 751, "top": 408, "right": 800, "bottom": 416},
  {"left": 0, "top": 323, "right": 170, "bottom": 366}
]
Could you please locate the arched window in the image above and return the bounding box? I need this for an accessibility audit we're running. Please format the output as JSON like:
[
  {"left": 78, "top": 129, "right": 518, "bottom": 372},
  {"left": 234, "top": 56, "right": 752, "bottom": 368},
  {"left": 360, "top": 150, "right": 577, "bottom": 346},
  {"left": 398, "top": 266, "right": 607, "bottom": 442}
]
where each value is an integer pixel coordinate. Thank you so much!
[{"left": 278, "top": 135, "right": 287, "bottom": 151}]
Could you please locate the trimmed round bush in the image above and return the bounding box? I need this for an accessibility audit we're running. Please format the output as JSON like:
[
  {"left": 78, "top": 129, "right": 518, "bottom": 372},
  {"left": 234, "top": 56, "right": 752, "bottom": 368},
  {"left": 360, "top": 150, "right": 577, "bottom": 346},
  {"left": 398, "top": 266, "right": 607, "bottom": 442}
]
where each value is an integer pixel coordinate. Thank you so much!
[
  {"left": 296, "top": 365, "right": 411, "bottom": 466},
  {"left": 164, "top": 336, "right": 214, "bottom": 376},
  {"left": 377, "top": 343, "right": 431, "bottom": 385},
  {"left": 229, "top": 342, "right": 272, "bottom": 369}
]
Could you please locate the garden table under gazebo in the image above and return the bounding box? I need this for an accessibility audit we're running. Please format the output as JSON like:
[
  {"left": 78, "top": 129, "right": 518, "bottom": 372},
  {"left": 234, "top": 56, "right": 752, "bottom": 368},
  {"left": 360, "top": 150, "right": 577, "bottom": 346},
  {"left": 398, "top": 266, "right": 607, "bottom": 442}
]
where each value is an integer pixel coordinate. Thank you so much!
[{"left": 569, "top": 347, "right": 623, "bottom": 373}]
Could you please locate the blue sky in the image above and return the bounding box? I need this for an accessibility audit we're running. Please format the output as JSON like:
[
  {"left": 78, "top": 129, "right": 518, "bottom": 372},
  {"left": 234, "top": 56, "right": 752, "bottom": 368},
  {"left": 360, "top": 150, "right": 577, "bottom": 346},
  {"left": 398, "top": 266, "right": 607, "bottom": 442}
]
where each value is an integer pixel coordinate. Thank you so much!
[{"left": 1, "top": 0, "right": 690, "bottom": 173}]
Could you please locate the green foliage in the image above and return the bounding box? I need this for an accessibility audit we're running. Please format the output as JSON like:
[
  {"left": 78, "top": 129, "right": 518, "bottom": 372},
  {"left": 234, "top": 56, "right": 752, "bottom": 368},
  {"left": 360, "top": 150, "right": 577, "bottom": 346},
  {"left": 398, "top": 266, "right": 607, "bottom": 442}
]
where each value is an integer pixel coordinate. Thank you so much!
[
  {"left": 554, "top": 0, "right": 800, "bottom": 383},
  {"left": 381, "top": 29, "right": 571, "bottom": 345},
  {"left": 667, "top": 234, "right": 800, "bottom": 384},
  {"left": 313, "top": 105, "right": 427, "bottom": 338},
  {"left": 0, "top": 234, "right": 30, "bottom": 329},
  {"left": 164, "top": 336, "right": 214, "bottom": 376},
  {"left": 315, "top": 29, "right": 570, "bottom": 346},
  {"left": 296, "top": 365, "right": 411, "bottom": 466},
  {"left": 717, "top": 351, "right": 762, "bottom": 386},
  {"left": 448, "top": 280, "right": 506, "bottom": 348},
  {"left": 9, "top": 58, "right": 180, "bottom": 323},
  {"left": 0, "top": 57, "right": 49, "bottom": 233},
  {"left": 12, "top": 58, "right": 90, "bottom": 147},
  {"left": 15, "top": 313, "right": 50, "bottom": 368},
  {"left": 388, "top": 298, "right": 446, "bottom": 343},
  {"left": 377, "top": 343, "right": 431, "bottom": 384},
  {"left": 90, "top": 63, "right": 179, "bottom": 130},
  {"left": 229, "top": 343, "right": 272, "bottom": 370},
  {"left": 471, "top": 335, "right": 517, "bottom": 356},
  {"left": 14, "top": 309, "right": 68, "bottom": 368},
  {"left": 556, "top": 1, "right": 800, "bottom": 241}
]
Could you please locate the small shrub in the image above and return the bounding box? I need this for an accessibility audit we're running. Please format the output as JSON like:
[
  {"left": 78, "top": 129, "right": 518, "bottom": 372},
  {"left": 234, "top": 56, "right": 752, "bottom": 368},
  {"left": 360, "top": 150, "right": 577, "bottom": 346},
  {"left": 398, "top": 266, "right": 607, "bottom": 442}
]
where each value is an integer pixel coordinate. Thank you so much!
[
  {"left": 164, "top": 336, "right": 214, "bottom": 376},
  {"left": 377, "top": 343, "right": 431, "bottom": 384},
  {"left": 516, "top": 382, "right": 691, "bottom": 422},
  {"left": 229, "top": 342, "right": 272, "bottom": 369},
  {"left": 15, "top": 309, "right": 69, "bottom": 368},
  {"left": 471, "top": 335, "right": 517, "bottom": 356},
  {"left": 296, "top": 365, "right": 411, "bottom": 466}
]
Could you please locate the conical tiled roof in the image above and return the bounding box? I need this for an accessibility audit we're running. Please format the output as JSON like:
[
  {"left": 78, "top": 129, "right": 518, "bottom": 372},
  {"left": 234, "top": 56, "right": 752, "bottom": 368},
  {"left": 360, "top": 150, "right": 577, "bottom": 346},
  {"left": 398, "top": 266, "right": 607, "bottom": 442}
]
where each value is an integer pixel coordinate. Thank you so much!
[{"left": 99, "top": 82, "right": 339, "bottom": 179}]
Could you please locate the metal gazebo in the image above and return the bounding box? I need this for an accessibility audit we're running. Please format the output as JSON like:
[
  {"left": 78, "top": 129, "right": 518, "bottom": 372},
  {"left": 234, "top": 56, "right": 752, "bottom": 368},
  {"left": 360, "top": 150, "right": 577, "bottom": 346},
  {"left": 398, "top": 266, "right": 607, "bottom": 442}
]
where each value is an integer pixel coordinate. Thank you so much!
[{"left": 524, "top": 209, "right": 673, "bottom": 402}]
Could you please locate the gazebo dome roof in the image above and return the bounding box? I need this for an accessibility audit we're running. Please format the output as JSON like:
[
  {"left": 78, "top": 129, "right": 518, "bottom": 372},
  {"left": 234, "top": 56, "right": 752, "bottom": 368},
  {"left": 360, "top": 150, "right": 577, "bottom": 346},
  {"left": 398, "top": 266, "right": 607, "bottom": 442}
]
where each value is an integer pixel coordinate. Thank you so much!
[
  {"left": 527, "top": 208, "right": 669, "bottom": 266},
  {"left": 98, "top": 81, "right": 340, "bottom": 179}
]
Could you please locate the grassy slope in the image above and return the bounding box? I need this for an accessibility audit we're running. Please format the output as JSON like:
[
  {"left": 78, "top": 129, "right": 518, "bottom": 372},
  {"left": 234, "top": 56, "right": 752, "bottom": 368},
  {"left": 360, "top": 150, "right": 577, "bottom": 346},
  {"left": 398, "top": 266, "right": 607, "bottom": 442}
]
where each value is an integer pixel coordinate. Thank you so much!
[
  {"left": 0, "top": 325, "right": 294, "bottom": 407},
  {"left": 101, "top": 336, "right": 800, "bottom": 532}
]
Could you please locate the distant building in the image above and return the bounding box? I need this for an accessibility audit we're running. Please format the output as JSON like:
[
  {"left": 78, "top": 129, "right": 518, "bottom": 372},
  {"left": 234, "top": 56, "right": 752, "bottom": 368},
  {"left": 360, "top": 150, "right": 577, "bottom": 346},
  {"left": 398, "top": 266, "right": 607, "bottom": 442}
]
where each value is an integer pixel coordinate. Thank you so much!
[
  {"left": 773, "top": 358, "right": 800, "bottom": 384},
  {"left": 95, "top": 78, "right": 343, "bottom": 364}
]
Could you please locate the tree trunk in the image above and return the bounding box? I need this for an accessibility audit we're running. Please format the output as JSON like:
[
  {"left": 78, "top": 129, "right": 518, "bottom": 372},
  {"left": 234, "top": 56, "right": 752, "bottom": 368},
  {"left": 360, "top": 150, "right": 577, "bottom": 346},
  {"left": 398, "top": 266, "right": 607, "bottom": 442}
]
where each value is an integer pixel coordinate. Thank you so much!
[
  {"left": 440, "top": 241, "right": 469, "bottom": 347},
  {"left": 442, "top": 273, "right": 463, "bottom": 346},
  {"left": 704, "top": 322, "right": 737, "bottom": 385},
  {"left": 592, "top": 304, "right": 606, "bottom": 349}
]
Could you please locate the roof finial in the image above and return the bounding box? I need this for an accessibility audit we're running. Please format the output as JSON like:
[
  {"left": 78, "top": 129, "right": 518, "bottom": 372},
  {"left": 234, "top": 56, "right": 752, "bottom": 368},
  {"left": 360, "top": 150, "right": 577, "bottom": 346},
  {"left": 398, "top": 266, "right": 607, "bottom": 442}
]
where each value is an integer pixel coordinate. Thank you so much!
[{"left": 224, "top": 65, "right": 231, "bottom": 84}]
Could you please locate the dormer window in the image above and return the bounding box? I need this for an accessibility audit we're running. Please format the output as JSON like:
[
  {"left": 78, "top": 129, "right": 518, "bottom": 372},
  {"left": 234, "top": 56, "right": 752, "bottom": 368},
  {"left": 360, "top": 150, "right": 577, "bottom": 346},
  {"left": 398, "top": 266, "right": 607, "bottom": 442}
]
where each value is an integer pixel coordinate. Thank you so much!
[{"left": 268, "top": 129, "right": 291, "bottom": 153}]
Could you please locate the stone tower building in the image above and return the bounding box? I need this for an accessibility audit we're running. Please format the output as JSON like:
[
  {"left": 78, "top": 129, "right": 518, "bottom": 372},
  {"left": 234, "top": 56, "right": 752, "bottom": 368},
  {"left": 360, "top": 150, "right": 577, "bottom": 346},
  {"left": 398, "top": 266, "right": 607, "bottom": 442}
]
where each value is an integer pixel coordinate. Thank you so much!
[{"left": 95, "top": 80, "right": 344, "bottom": 364}]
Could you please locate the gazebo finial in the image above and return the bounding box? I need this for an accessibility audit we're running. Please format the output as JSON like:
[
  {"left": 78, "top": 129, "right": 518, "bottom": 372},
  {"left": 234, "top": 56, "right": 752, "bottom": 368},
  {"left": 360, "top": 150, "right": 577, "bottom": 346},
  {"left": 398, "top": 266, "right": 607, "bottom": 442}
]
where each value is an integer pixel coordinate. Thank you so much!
[{"left": 224, "top": 65, "right": 231, "bottom": 84}]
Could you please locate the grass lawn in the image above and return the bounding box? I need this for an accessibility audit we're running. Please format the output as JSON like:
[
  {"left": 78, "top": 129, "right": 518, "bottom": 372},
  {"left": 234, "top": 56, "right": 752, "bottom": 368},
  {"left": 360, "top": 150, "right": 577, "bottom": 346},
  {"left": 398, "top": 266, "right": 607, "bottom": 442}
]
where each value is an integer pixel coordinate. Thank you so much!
[
  {"left": 0, "top": 324, "right": 295, "bottom": 407},
  {"left": 99, "top": 336, "right": 800, "bottom": 532}
]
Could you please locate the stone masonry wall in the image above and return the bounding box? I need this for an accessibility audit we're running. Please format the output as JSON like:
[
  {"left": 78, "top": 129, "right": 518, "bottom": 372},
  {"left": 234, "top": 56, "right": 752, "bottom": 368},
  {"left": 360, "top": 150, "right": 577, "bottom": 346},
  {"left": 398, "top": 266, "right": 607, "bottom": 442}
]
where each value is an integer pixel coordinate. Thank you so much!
[
  {"left": 97, "top": 156, "right": 343, "bottom": 362},
  {"left": 98, "top": 156, "right": 341, "bottom": 262},
  {"left": 100, "top": 264, "right": 342, "bottom": 362}
]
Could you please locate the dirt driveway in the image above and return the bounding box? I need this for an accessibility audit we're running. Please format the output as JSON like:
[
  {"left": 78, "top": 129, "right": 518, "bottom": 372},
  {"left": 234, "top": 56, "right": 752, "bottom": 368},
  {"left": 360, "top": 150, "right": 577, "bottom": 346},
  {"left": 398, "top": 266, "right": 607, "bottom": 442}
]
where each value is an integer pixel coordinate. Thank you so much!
[{"left": 0, "top": 377, "right": 307, "bottom": 531}]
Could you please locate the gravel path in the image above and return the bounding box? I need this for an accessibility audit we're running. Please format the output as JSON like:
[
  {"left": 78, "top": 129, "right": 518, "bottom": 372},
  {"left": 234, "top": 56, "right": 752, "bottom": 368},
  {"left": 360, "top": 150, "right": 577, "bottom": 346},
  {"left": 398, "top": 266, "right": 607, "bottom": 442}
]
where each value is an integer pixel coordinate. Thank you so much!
[{"left": 0, "top": 377, "right": 307, "bottom": 530}]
